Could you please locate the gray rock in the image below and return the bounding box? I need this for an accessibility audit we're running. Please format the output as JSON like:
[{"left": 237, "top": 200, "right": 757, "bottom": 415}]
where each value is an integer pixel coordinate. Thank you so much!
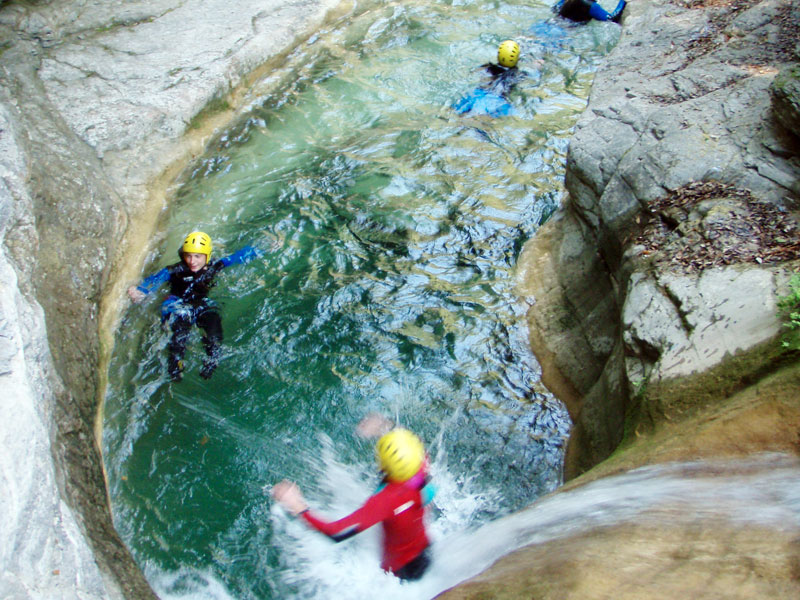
[
  {"left": 0, "top": 0, "right": 346, "bottom": 597},
  {"left": 521, "top": 0, "right": 800, "bottom": 478},
  {"left": 771, "top": 64, "right": 800, "bottom": 137},
  {"left": 622, "top": 266, "right": 784, "bottom": 386}
]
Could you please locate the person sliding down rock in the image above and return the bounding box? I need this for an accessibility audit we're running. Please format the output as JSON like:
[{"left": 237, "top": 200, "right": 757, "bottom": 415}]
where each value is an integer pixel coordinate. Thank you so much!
[
  {"left": 271, "top": 421, "right": 436, "bottom": 581},
  {"left": 553, "top": 0, "right": 627, "bottom": 23},
  {"left": 127, "top": 231, "right": 263, "bottom": 381}
]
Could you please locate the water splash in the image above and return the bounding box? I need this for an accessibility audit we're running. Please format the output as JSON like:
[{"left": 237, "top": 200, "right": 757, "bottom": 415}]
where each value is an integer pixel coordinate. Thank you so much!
[{"left": 151, "top": 453, "right": 800, "bottom": 599}]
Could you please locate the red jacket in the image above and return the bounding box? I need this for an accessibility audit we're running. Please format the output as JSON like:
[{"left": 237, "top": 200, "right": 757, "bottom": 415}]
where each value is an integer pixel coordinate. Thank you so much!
[{"left": 301, "top": 480, "right": 430, "bottom": 573}]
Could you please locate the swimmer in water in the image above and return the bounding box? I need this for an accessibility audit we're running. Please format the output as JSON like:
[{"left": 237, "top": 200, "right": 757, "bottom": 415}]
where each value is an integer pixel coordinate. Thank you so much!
[{"left": 127, "top": 231, "right": 263, "bottom": 381}]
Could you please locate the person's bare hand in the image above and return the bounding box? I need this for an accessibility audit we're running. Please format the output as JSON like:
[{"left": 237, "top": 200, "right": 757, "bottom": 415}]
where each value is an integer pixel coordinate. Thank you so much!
[
  {"left": 127, "top": 286, "right": 146, "bottom": 303},
  {"left": 271, "top": 480, "right": 309, "bottom": 516},
  {"left": 356, "top": 413, "right": 394, "bottom": 438}
]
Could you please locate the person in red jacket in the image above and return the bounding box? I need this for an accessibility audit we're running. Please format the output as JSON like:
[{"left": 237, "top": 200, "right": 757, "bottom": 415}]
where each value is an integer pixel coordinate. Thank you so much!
[{"left": 271, "top": 426, "right": 435, "bottom": 581}]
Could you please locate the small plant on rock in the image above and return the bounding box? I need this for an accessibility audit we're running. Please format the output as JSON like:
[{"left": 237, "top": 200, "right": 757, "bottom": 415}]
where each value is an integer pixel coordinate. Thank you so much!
[{"left": 777, "top": 273, "right": 800, "bottom": 351}]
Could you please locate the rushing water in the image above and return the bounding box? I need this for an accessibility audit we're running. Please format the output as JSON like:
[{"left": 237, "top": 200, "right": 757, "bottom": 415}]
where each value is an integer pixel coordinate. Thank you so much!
[{"left": 103, "top": 1, "right": 621, "bottom": 598}]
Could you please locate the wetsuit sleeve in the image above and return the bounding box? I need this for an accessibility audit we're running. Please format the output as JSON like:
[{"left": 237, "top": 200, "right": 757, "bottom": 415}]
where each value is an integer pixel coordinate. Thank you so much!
[
  {"left": 300, "top": 492, "right": 395, "bottom": 543},
  {"left": 136, "top": 267, "right": 170, "bottom": 295},
  {"left": 218, "top": 245, "right": 264, "bottom": 268},
  {"left": 585, "top": 0, "right": 625, "bottom": 21},
  {"left": 588, "top": 0, "right": 611, "bottom": 20}
]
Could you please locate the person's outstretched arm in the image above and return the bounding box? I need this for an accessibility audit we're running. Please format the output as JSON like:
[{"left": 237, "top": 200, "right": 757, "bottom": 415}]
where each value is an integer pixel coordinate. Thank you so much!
[
  {"left": 300, "top": 492, "right": 392, "bottom": 542},
  {"left": 272, "top": 479, "right": 391, "bottom": 542},
  {"left": 128, "top": 267, "right": 170, "bottom": 303},
  {"left": 218, "top": 245, "right": 265, "bottom": 268}
]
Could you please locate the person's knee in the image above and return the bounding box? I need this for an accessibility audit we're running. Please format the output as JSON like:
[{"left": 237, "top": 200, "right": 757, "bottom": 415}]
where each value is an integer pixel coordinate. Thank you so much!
[{"left": 197, "top": 310, "right": 222, "bottom": 339}]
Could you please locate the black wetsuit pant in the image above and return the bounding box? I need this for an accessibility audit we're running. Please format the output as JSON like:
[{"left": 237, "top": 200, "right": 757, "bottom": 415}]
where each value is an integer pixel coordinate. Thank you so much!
[
  {"left": 167, "top": 305, "right": 222, "bottom": 379},
  {"left": 394, "top": 548, "right": 431, "bottom": 581}
]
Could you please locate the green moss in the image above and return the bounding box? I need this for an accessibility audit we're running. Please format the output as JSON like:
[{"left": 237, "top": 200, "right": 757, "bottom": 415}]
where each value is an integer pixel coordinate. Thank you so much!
[
  {"left": 94, "top": 16, "right": 157, "bottom": 35},
  {"left": 188, "top": 95, "right": 232, "bottom": 130},
  {"left": 621, "top": 338, "right": 798, "bottom": 445},
  {"left": 777, "top": 272, "right": 800, "bottom": 350}
]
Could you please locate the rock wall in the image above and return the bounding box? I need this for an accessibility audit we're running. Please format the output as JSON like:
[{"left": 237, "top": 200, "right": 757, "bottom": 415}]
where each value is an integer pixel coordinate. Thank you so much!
[
  {"left": 517, "top": 0, "right": 800, "bottom": 478},
  {"left": 0, "top": 0, "right": 345, "bottom": 597}
]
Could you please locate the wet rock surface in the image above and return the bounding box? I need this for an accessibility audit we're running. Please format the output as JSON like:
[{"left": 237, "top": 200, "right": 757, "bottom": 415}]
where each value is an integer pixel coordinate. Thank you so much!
[{"left": 437, "top": 453, "right": 800, "bottom": 600}]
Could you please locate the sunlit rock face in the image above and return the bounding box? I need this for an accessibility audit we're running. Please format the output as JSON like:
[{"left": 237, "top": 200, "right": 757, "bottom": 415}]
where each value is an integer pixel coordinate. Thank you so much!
[{"left": 0, "top": 106, "right": 108, "bottom": 598}]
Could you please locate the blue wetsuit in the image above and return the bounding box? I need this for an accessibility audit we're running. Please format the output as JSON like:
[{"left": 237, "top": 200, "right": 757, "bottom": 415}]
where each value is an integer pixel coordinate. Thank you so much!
[
  {"left": 453, "top": 63, "right": 526, "bottom": 117},
  {"left": 553, "top": 0, "right": 626, "bottom": 22},
  {"left": 135, "top": 245, "right": 262, "bottom": 380}
]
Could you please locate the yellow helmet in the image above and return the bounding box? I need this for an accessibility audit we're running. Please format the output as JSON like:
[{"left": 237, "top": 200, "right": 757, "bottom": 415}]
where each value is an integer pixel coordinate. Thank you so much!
[
  {"left": 181, "top": 231, "right": 212, "bottom": 258},
  {"left": 497, "top": 40, "right": 520, "bottom": 68},
  {"left": 376, "top": 428, "right": 425, "bottom": 482}
]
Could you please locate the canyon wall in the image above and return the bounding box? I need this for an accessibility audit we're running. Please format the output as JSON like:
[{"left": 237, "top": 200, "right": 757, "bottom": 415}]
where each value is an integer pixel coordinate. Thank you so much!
[
  {"left": 0, "top": 0, "right": 344, "bottom": 596},
  {"left": 516, "top": 0, "right": 799, "bottom": 477},
  {"left": 439, "top": 0, "right": 800, "bottom": 595}
]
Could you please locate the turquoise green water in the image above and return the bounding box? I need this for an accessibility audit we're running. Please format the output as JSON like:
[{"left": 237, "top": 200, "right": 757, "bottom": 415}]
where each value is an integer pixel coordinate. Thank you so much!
[{"left": 103, "top": 1, "right": 620, "bottom": 598}]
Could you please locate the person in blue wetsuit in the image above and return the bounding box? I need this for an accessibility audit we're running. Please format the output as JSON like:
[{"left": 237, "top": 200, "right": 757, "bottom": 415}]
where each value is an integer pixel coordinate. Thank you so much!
[
  {"left": 453, "top": 40, "right": 526, "bottom": 117},
  {"left": 127, "top": 231, "right": 262, "bottom": 381},
  {"left": 553, "top": 0, "right": 627, "bottom": 23}
]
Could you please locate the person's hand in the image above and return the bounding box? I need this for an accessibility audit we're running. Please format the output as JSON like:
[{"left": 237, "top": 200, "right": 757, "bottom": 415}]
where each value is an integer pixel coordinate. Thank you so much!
[
  {"left": 356, "top": 412, "right": 394, "bottom": 438},
  {"left": 271, "top": 480, "right": 309, "bottom": 516},
  {"left": 127, "top": 286, "right": 146, "bottom": 303}
]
